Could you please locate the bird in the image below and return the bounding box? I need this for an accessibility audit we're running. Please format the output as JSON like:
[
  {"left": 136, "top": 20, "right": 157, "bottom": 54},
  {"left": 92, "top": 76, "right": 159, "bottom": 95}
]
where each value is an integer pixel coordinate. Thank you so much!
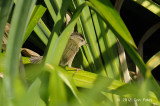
[{"left": 30, "top": 32, "right": 88, "bottom": 68}]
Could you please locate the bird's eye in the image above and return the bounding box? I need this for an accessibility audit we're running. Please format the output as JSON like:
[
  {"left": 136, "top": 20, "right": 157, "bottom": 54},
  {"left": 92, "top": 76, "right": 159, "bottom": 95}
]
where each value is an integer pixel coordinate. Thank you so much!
[{"left": 81, "top": 39, "right": 84, "bottom": 42}]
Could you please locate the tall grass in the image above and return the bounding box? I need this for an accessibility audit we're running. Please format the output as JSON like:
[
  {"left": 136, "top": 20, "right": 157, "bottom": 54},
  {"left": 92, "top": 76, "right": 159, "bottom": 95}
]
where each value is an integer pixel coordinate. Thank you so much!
[{"left": 0, "top": 0, "right": 160, "bottom": 105}]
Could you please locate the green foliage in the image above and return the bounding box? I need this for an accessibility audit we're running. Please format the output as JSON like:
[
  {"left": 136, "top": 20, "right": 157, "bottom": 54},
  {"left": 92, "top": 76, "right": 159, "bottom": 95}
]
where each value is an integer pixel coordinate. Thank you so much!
[
  {"left": 0, "top": 0, "right": 13, "bottom": 58},
  {"left": 0, "top": 0, "right": 160, "bottom": 106},
  {"left": 146, "top": 51, "right": 160, "bottom": 71},
  {"left": 23, "top": 5, "right": 47, "bottom": 44}
]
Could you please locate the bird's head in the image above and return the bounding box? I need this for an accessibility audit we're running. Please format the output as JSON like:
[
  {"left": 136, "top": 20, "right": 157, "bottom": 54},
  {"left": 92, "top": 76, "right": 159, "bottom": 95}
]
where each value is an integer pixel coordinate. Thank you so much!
[{"left": 70, "top": 32, "right": 88, "bottom": 46}]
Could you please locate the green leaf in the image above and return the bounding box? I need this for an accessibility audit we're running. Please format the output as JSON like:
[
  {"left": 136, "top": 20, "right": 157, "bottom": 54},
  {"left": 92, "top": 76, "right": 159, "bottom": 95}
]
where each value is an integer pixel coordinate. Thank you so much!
[
  {"left": 76, "top": 20, "right": 96, "bottom": 72},
  {"left": 68, "top": 70, "right": 160, "bottom": 105},
  {"left": 44, "top": 0, "right": 71, "bottom": 63},
  {"left": 12, "top": 78, "right": 27, "bottom": 106},
  {"left": 25, "top": 64, "right": 44, "bottom": 83},
  {"left": 146, "top": 51, "right": 160, "bottom": 71},
  {"left": 133, "top": 0, "right": 160, "bottom": 17},
  {"left": 86, "top": 0, "right": 147, "bottom": 79},
  {"left": 48, "top": 68, "right": 67, "bottom": 106},
  {"left": 13, "top": 78, "right": 46, "bottom": 106},
  {"left": 23, "top": 78, "right": 46, "bottom": 106},
  {"left": 51, "top": 0, "right": 63, "bottom": 13},
  {"left": 138, "top": 79, "right": 151, "bottom": 106},
  {"left": 0, "top": 0, "right": 13, "bottom": 55},
  {"left": 45, "top": 64, "right": 84, "bottom": 104},
  {"left": 45, "top": 2, "right": 86, "bottom": 65},
  {"left": 77, "top": 48, "right": 93, "bottom": 72},
  {"left": 23, "top": 5, "right": 46, "bottom": 44},
  {"left": 110, "top": 81, "right": 160, "bottom": 105},
  {"left": 44, "top": 0, "right": 57, "bottom": 22},
  {"left": 88, "top": 0, "right": 137, "bottom": 49},
  {"left": 4, "top": 0, "right": 36, "bottom": 97},
  {"left": 22, "top": 56, "right": 31, "bottom": 64},
  {"left": 73, "top": 0, "right": 106, "bottom": 75},
  {"left": 68, "top": 70, "right": 124, "bottom": 89},
  {"left": 36, "top": 19, "right": 51, "bottom": 39},
  {"left": 34, "top": 25, "right": 48, "bottom": 45},
  {"left": 0, "top": 77, "right": 8, "bottom": 106},
  {"left": 91, "top": 11, "right": 121, "bottom": 80},
  {"left": 5, "top": 0, "right": 36, "bottom": 77},
  {"left": 70, "top": 71, "right": 124, "bottom": 106},
  {"left": 82, "top": 46, "right": 97, "bottom": 73}
]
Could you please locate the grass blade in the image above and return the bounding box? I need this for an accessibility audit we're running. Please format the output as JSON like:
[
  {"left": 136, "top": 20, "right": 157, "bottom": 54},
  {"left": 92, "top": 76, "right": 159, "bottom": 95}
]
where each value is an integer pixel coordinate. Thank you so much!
[
  {"left": 48, "top": 68, "right": 68, "bottom": 106},
  {"left": 23, "top": 5, "right": 46, "bottom": 44},
  {"left": 92, "top": 11, "right": 122, "bottom": 80},
  {"left": 4, "top": 0, "right": 36, "bottom": 97},
  {"left": 0, "top": 0, "right": 13, "bottom": 55},
  {"left": 45, "top": 64, "right": 84, "bottom": 104},
  {"left": 68, "top": 70, "right": 124, "bottom": 89},
  {"left": 146, "top": 51, "right": 160, "bottom": 71},
  {"left": 133, "top": 0, "right": 160, "bottom": 17},
  {"left": 36, "top": 19, "right": 51, "bottom": 39},
  {"left": 44, "top": 0, "right": 57, "bottom": 22},
  {"left": 87, "top": 0, "right": 160, "bottom": 100},
  {"left": 73, "top": 0, "right": 106, "bottom": 75},
  {"left": 45, "top": 2, "right": 86, "bottom": 65},
  {"left": 23, "top": 78, "right": 45, "bottom": 106},
  {"left": 45, "top": 0, "right": 71, "bottom": 63},
  {"left": 88, "top": 0, "right": 137, "bottom": 48},
  {"left": 34, "top": 25, "right": 48, "bottom": 45}
]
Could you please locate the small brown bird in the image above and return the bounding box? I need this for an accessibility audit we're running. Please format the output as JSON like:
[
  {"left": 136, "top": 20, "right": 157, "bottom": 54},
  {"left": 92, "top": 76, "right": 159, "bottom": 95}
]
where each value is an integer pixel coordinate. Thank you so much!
[
  {"left": 30, "top": 32, "right": 87, "bottom": 68},
  {"left": 60, "top": 32, "right": 87, "bottom": 67}
]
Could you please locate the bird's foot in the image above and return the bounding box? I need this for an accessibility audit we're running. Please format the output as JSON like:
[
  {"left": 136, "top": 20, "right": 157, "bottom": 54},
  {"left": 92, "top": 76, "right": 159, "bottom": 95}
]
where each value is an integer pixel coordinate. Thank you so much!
[{"left": 69, "top": 67, "right": 83, "bottom": 76}]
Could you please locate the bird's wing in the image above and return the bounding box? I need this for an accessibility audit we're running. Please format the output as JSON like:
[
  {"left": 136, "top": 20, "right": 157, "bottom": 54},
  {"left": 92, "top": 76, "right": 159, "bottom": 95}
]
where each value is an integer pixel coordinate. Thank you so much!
[
  {"left": 60, "top": 39, "right": 79, "bottom": 66},
  {"left": 30, "top": 56, "right": 43, "bottom": 63}
]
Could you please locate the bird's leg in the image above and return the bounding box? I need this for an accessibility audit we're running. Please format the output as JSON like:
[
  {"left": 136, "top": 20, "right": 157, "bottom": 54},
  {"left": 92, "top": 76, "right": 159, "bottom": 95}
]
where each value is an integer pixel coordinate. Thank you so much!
[
  {"left": 68, "top": 63, "right": 83, "bottom": 76},
  {"left": 70, "top": 67, "right": 82, "bottom": 71},
  {"left": 71, "top": 67, "right": 82, "bottom": 77},
  {"left": 68, "top": 57, "right": 84, "bottom": 76}
]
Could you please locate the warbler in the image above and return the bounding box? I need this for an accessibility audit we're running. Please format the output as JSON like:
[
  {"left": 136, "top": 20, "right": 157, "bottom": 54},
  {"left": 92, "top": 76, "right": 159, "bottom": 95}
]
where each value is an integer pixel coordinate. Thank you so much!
[{"left": 30, "top": 32, "right": 88, "bottom": 68}]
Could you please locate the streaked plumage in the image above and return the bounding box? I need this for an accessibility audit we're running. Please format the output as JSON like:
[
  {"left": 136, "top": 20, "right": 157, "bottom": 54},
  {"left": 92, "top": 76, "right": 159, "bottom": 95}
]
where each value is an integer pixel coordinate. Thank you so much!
[
  {"left": 30, "top": 32, "right": 87, "bottom": 68},
  {"left": 60, "top": 32, "right": 87, "bottom": 67},
  {"left": 30, "top": 56, "right": 43, "bottom": 63},
  {"left": 60, "top": 38, "right": 79, "bottom": 67}
]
